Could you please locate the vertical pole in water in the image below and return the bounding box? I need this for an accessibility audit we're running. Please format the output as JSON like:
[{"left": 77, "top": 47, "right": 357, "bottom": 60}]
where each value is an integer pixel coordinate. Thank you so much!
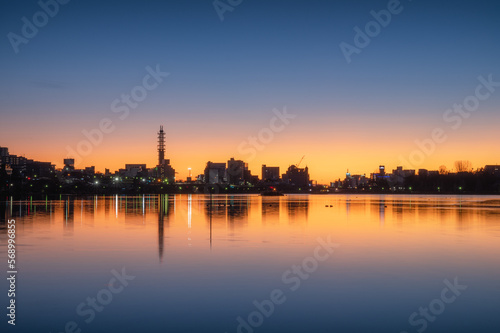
[
  {"left": 158, "top": 194, "right": 165, "bottom": 263},
  {"left": 210, "top": 190, "right": 213, "bottom": 250}
]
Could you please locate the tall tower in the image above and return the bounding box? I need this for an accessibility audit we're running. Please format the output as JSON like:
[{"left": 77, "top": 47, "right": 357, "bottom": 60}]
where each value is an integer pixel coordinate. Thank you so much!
[
  {"left": 156, "top": 125, "right": 175, "bottom": 182},
  {"left": 158, "top": 125, "right": 165, "bottom": 165}
]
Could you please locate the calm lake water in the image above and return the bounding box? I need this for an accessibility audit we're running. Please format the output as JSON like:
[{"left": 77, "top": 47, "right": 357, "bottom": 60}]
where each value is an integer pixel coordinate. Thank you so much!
[{"left": 1, "top": 194, "right": 500, "bottom": 333}]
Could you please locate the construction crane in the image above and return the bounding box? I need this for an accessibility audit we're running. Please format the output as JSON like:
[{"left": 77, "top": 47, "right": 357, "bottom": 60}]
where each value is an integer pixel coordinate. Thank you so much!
[{"left": 296, "top": 155, "right": 305, "bottom": 168}]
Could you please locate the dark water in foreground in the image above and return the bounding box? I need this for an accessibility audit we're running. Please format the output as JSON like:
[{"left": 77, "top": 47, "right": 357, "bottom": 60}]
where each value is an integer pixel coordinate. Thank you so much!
[{"left": 1, "top": 194, "right": 499, "bottom": 333}]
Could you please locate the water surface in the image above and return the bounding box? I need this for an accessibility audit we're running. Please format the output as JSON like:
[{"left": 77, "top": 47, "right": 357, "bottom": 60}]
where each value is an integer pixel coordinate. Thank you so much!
[{"left": 1, "top": 194, "right": 499, "bottom": 332}]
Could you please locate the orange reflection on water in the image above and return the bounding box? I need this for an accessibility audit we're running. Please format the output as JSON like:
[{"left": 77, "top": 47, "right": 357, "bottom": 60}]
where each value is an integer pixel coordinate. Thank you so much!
[{"left": 1, "top": 194, "right": 500, "bottom": 274}]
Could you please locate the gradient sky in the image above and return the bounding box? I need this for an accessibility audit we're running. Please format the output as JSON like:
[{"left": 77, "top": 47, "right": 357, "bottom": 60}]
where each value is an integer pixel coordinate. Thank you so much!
[{"left": 1, "top": 0, "right": 499, "bottom": 182}]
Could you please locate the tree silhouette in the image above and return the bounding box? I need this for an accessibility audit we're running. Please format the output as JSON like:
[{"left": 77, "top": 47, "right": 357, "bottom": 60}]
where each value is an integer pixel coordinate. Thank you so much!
[
  {"left": 454, "top": 160, "right": 472, "bottom": 173},
  {"left": 439, "top": 165, "right": 447, "bottom": 175}
]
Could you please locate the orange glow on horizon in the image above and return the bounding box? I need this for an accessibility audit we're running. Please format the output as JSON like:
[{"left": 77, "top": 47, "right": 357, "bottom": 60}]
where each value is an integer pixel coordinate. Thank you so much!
[{"left": 1, "top": 112, "right": 499, "bottom": 183}]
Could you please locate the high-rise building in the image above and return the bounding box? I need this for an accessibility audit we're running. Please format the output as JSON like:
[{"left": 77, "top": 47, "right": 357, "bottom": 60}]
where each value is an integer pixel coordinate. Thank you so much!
[
  {"left": 0, "top": 147, "right": 9, "bottom": 166},
  {"left": 262, "top": 165, "right": 280, "bottom": 181},
  {"left": 0, "top": 147, "right": 8, "bottom": 157},
  {"left": 64, "top": 158, "right": 75, "bottom": 171},
  {"left": 379, "top": 165, "right": 385, "bottom": 176},
  {"left": 204, "top": 162, "right": 226, "bottom": 184},
  {"left": 227, "top": 158, "right": 248, "bottom": 184},
  {"left": 282, "top": 165, "right": 310, "bottom": 187},
  {"left": 484, "top": 165, "right": 500, "bottom": 176},
  {"left": 120, "top": 164, "right": 147, "bottom": 178}
]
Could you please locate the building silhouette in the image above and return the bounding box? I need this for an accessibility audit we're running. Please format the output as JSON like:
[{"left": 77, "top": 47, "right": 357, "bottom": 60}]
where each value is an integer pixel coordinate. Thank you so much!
[
  {"left": 227, "top": 158, "right": 248, "bottom": 184},
  {"left": 0, "top": 146, "right": 54, "bottom": 179},
  {"left": 204, "top": 162, "right": 226, "bottom": 184},
  {"left": 119, "top": 164, "right": 147, "bottom": 178},
  {"left": 282, "top": 165, "right": 309, "bottom": 187},
  {"left": 63, "top": 159, "right": 75, "bottom": 172},
  {"left": 262, "top": 165, "right": 280, "bottom": 181}
]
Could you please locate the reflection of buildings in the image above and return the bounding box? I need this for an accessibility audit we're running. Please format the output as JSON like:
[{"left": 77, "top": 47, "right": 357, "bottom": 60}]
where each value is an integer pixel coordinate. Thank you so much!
[
  {"left": 392, "top": 198, "right": 404, "bottom": 222},
  {"left": 379, "top": 198, "right": 385, "bottom": 225},
  {"left": 203, "top": 196, "right": 249, "bottom": 227},
  {"left": 64, "top": 197, "right": 75, "bottom": 224},
  {"left": 63, "top": 197, "right": 75, "bottom": 236},
  {"left": 369, "top": 199, "right": 385, "bottom": 225},
  {"left": 286, "top": 197, "right": 309, "bottom": 222},
  {"left": 261, "top": 199, "right": 280, "bottom": 224},
  {"left": 205, "top": 197, "right": 226, "bottom": 220},
  {"left": 227, "top": 196, "right": 249, "bottom": 224}
]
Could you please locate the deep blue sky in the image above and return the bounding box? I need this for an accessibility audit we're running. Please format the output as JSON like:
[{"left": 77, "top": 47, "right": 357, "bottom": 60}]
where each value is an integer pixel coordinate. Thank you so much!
[{"left": 1, "top": 0, "right": 499, "bottom": 180}]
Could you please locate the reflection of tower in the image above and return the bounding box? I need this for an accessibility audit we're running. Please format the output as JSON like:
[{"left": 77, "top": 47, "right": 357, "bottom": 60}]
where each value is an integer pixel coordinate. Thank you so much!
[
  {"left": 158, "top": 194, "right": 169, "bottom": 263},
  {"left": 158, "top": 126, "right": 165, "bottom": 165}
]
